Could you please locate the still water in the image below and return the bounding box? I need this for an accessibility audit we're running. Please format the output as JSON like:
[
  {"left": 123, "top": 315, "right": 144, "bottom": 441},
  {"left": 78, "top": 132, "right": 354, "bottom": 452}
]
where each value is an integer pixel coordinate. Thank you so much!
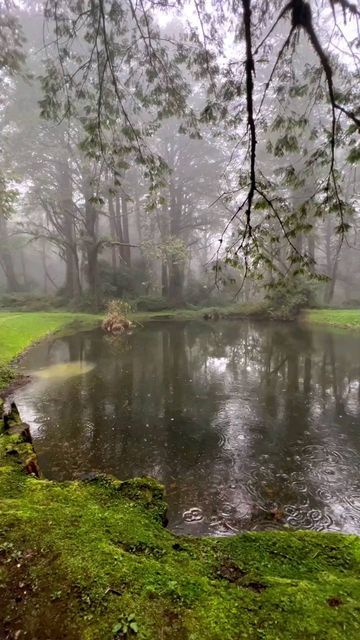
[{"left": 13, "top": 320, "right": 360, "bottom": 536}]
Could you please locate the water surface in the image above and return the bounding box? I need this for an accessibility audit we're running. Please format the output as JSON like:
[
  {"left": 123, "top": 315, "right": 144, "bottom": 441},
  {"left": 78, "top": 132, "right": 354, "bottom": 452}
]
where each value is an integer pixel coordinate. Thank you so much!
[{"left": 13, "top": 320, "right": 360, "bottom": 535}]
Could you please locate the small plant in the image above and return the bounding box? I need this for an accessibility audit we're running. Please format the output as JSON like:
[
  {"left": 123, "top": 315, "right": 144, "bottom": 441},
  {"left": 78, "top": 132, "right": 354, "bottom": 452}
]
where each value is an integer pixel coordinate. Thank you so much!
[
  {"left": 102, "top": 299, "right": 133, "bottom": 335},
  {"left": 112, "top": 614, "right": 139, "bottom": 638},
  {"left": 107, "top": 299, "right": 132, "bottom": 318}
]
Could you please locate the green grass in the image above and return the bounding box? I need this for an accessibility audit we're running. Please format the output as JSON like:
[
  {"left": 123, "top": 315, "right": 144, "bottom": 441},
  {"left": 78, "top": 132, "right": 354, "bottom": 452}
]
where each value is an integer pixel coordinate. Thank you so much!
[
  {"left": 1, "top": 414, "right": 360, "bottom": 639},
  {"left": 0, "top": 312, "right": 101, "bottom": 391},
  {"left": 305, "top": 309, "right": 360, "bottom": 330}
]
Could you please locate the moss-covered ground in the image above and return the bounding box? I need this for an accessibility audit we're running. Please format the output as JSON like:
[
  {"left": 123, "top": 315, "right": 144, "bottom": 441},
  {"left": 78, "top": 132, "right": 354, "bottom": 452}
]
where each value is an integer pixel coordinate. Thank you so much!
[
  {"left": 305, "top": 309, "right": 360, "bottom": 331},
  {"left": 1, "top": 408, "right": 360, "bottom": 640},
  {"left": 1, "top": 308, "right": 360, "bottom": 638}
]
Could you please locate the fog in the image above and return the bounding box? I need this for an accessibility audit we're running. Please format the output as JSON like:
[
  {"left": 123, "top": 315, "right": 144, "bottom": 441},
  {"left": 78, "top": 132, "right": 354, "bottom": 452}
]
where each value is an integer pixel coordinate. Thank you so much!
[{"left": 0, "top": 0, "right": 359, "bottom": 313}]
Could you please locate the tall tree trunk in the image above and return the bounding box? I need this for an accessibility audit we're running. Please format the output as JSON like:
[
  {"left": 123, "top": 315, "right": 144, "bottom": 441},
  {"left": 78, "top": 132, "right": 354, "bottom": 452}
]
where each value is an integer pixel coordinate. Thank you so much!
[
  {"left": 324, "top": 218, "right": 341, "bottom": 304},
  {"left": 20, "top": 249, "right": 29, "bottom": 289},
  {"left": 42, "top": 240, "right": 47, "bottom": 294},
  {"left": 108, "top": 191, "right": 118, "bottom": 280},
  {"left": 82, "top": 171, "right": 99, "bottom": 307},
  {"left": 87, "top": 244, "right": 99, "bottom": 303},
  {"left": 0, "top": 217, "right": 21, "bottom": 291},
  {"left": 121, "top": 195, "right": 131, "bottom": 267},
  {"left": 115, "top": 194, "right": 125, "bottom": 263},
  {"left": 57, "top": 155, "right": 81, "bottom": 299},
  {"left": 161, "top": 259, "right": 168, "bottom": 297},
  {"left": 134, "top": 192, "right": 142, "bottom": 242},
  {"left": 168, "top": 182, "right": 185, "bottom": 305},
  {"left": 325, "top": 240, "right": 342, "bottom": 304},
  {"left": 308, "top": 233, "right": 315, "bottom": 264},
  {"left": 168, "top": 261, "right": 184, "bottom": 303}
]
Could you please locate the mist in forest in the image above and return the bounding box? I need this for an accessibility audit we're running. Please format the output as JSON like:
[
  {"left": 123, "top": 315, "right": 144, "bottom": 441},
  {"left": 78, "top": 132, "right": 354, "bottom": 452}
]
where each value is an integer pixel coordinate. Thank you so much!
[{"left": 0, "top": 1, "right": 359, "bottom": 314}]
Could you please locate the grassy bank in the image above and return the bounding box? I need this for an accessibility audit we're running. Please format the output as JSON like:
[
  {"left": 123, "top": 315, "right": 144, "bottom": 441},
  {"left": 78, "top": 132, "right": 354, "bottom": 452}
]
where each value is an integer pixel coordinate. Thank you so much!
[
  {"left": 1, "top": 411, "right": 360, "bottom": 639},
  {"left": 0, "top": 312, "right": 101, "bottom": 392},
  {"left": 1, "top": 306, "right": 359, "bottom": 393},
  {"left": 131, "top": 302, "right": 268, "bottom": 324},
  {"left": 305, "top": 309, "right": 360, "bottom": 330},
  {"left": 0, "top": 305, "right": 269, "bottom": 392}
]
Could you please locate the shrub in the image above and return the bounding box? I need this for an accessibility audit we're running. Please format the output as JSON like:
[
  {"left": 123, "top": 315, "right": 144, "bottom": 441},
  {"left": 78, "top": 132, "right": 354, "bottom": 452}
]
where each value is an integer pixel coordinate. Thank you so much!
[
  {"left": 102, "top": 299, "right": 133, "bottom": 334},
  {"left": 134, "top": 296, "right": 169, "bottom": 312},
  {"left": 267, "top": 278, "right": 318, "bottom": 320},
  {"left": 106, "top": 299, "right": 132, "bottom": 318},
  {"left": 98, "top": 261, "right": 147, "bottom": 299},
  {"left": 343, "top": 299, "right": 360, "bottom": 308},
  {"left": 0, "top": 293, "right": 62, "bottom": 311}
]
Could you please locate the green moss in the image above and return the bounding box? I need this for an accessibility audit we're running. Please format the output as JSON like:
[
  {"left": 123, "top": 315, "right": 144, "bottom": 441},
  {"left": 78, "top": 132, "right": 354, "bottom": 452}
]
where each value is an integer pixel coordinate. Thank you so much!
[
  {"left": 305, "top": 309, "right": 360, "bottom": 331},
  {"left": 1, "top": 417, "right": 360, "bottom": 639}
]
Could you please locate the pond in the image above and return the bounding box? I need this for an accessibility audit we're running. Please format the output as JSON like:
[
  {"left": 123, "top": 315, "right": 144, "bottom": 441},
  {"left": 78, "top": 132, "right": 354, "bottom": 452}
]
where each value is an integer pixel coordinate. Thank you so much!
[{"left": 13, "top": 320, "right": 360, "bottom": 536}]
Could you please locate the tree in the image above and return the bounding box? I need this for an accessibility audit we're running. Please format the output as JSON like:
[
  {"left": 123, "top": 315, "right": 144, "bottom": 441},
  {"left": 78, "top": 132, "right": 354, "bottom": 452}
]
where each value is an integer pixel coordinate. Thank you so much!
[
  {"left": 0, "top": 0, "right": 26, "bottom": 291},
  {"left": 0, "top": 1, "right": 359, "bottom": 303},
  {"left": 0, "top": 173, "right": 22, "bottom": 291},
  {"left": 39, "top": 0, "right": 359, "bottom": 292},
  {"left": 0, "top": 0, "right": 25, "bottom": 76}
]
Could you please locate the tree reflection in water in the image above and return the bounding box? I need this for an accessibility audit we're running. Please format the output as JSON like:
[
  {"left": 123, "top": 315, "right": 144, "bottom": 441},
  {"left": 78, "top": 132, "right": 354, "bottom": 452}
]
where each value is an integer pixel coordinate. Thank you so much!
[{"left": 14, "top": 321, "right": 360, "bottom": 536}]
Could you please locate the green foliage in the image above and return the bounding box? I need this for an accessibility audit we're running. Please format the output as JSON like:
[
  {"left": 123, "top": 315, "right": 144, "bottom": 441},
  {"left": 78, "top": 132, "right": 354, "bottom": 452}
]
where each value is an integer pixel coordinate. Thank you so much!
[
  {"left": 0, "top": 364, "right": 15, "bottom": 391},
  {"left": 183, "top": 279, "right": 214, "bottom": 306},
  {"left": 267, "top": 278, "right": 318, "bottom": 320},
  {"left": 105, "top": 299, "right": 132, "bottom": 320},
  {"left": 40, "top": 0, "right": 196, "bottom": 191},
  {"left": 347, "top": 144, "right": 360, "bottom": 164},
  {"left": 134, "top": 296, "right": 170, "bottom": 312},
  {"left": 142, "top": 237, "right": 188, "bottom": 265},
  {"left": 0, "top": 6, "right": 25, "bottom": 75},
  {"left": 65, "top": 293, "right": 104, "bottom": 313},
  {"left": 98, "top": 262, "right": 147, "bottom": 300},
  {"left": 102, "top": 299, "right": 133, "bottom": 334},
  {"left": 112, "top": 614, "right": 139, "bottom": 638},
  {"left": 0, "top": 293, "right": 65, "bottom": 311},
  {"left": 0, "top": 173, "right": 19, "bottom": 219},
  {"left": 273, "top": 134, "right": 300, "bottom": 157}
]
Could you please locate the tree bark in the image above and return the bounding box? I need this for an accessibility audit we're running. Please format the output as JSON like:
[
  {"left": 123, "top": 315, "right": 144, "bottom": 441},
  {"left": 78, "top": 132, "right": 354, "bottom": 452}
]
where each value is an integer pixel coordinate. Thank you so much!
[
  {"left": 121, "top": 194, "right": 131, "bottom": 267},
  {"left": 161, "top": 258, "right": 169, "bottom": 297},
  {"left": 168, "top": 182, "right": 184, "bottom": 304},
  {"left": 83, "top": 174, "right": 99, "bottom": 306},
  {"left": 57, "top": 154, "right": 81, "bottom": 299},
  {"left": 115, "top": 194, "right": 125, "bottom": 263},
  {"left": 324, "top": 217, "right": 341, "bottom": 304},
  {"left": 108, "top": 191, "right": 118, "bottom": 279},
  {"left": 0, "top": 216, "right": 21, "bottom": 292}
]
